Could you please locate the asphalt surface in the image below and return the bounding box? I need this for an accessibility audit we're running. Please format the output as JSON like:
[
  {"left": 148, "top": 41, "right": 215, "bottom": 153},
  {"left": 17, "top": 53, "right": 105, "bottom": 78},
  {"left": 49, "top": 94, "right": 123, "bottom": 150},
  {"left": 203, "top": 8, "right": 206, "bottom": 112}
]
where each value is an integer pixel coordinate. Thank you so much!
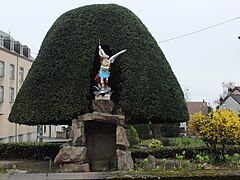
[
  {"left": 0, "top": 172, "right": 113, "bottom": 180},
  {"left": 1, "top": 170, "right": 240, "bottom": 180}
]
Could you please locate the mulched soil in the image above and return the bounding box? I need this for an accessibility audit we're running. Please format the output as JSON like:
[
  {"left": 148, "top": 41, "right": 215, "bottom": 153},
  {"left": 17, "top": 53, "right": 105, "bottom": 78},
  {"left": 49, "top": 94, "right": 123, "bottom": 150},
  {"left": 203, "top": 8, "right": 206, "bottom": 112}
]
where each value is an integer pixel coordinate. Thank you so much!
[{"left": 0, "top": 160, "right": 59, "bottom": 173}]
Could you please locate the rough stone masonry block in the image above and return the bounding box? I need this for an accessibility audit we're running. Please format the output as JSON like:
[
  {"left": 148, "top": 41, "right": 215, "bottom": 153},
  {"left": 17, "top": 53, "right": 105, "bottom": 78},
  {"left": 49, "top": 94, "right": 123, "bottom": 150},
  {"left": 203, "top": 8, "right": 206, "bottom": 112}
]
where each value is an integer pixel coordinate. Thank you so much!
[
  {"left": 54, "top": 145, "right": 87, "bottom": 164},
  {"left": 116, "top": 149, "right": 134, "bottom": 171},
  {"left": 72, "top": 119, "right": 86, "bottom": 146},
  {"left": 79, "top": 111, "right": 125, "bottom": 125},
  {"left": 61, "top": 163, "right": 90, "bottom": 172},
  {"left": 91, "top": 100, "right": 115, "bottom": 113},
  {"left": 116, "top": 125, "right": 130, "bottom": 149}
]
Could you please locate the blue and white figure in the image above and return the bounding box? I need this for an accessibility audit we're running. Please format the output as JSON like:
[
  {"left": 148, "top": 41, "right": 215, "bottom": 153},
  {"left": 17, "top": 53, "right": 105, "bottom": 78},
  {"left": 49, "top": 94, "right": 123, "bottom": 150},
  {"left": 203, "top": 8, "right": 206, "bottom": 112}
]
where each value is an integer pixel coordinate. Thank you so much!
[{"left": 94, "top": 44, "right": 126, "bottom": 96}]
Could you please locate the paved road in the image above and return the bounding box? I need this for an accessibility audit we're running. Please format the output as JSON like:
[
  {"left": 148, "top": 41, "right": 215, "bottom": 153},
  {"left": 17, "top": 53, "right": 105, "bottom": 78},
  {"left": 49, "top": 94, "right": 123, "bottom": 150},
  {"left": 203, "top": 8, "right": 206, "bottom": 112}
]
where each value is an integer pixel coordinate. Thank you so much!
[
  {"left": 0, "top": 172, "right": 113, "bottom": 180},
  {"left": 1, "top": 170, "right": 240, "bottom": 180}
]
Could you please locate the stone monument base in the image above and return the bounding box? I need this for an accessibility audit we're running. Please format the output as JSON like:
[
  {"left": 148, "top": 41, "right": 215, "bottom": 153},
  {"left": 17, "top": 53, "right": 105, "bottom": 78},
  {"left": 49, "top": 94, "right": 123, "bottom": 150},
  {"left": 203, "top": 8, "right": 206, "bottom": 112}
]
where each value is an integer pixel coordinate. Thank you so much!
[
  {"left": 54, "top": 99, "right": 134, "bottom": 172},
  {"left": 95, "top": 94, "right": 111, "bottom": 100}
]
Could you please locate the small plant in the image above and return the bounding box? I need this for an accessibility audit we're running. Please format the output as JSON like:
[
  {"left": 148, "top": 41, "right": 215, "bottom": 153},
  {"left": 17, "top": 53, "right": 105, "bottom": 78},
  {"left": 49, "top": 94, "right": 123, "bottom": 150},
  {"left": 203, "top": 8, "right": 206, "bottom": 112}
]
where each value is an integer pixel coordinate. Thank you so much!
[
  {"left": 196, "top": 163, "right": 203, "bottom": 170},
  {"left": 162, "top": 158, "right": 167, "bottom": 170},
  {"left": 142, "top": 158, "right": 149, "bottom": 169},
  {"left": 149, "top": 139, "right": 162, "bottom": 149},
  {"left": 173, "top": 165, "right": 177, "bottom": 171},
  {"left": 224, "top": 154, "right": 232, "bottom": 162},
  {"left": 196, "top": 154, "right": 209, "bottom": 163},
  {"left": 9, "top": 164, "right": 17, "bottom": 175},
  {"left": 0, "top": 164, "right": 17, "bottom": 175},
  {"left": 176, "top": 151, "right": 185, "bottom": 165},
  {"left": 136, "top": 158, "right": 150, "bottom": 170},
  {"left": 175, "top": 150, "right": 186, "bottom": 170},
  {"left": 153, "top": 165, "right": 161, "bottom": 171},
  {"left": 224, "top": 153, "right": 240, "bottom": 169},
  {"left": 183, "top": 160, "right": 191, "bottom": 169},
  {"left": 234, "top": 153, "right": 240, "bottom": 169},
  {"left": 195, "top": 154, "right": 210, "bottom": 169}
]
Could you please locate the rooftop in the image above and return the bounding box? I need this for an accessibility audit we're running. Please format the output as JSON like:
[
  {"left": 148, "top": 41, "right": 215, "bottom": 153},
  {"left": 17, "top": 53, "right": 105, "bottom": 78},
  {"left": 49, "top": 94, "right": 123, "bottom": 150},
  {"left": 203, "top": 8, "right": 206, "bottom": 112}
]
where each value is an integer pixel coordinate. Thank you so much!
[
  {"left": 230, "top": 94, "right": 240, "bottom": 105},
  {"left": 186, "top": 101, "right": 208, "bottom": 115},
  {"left": 0, "top": 29, "right": 34, "bottom": 60}
]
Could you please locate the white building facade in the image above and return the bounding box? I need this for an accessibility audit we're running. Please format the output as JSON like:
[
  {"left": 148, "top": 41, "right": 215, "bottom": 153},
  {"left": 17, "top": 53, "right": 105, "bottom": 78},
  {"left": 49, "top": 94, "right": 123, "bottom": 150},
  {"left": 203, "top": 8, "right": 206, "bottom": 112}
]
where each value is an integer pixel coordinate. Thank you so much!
[
  {"left": 0, "top": 30, "right": 69, "bottom": 143},
  {"left": 220, "top": 86, "right": 240, "bottom": 112}
]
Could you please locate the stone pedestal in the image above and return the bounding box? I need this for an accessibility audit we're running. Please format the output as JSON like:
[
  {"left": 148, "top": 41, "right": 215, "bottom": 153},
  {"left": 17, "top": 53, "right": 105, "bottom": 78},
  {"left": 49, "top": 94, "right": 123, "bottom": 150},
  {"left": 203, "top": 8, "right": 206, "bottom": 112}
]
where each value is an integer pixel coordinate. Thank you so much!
[
  {"left": 61, "top": 163, "right": 90, "bottom": 172},
  {"left": 54, "top": 145, "right": 90, "bottom": 173},
  {"left": 116, "top": 149, "right": 134, "bottom": 171},
  {"left": 72, "top": 119, "right": 86, "bottom": 146},
  {"left": 91, "top": 100, "right": 114, "bottom": 113},
  {"left": 95, "top": 94, "right": 111, "bottom": 100},
  {"left": 116, "top": 125, "right": 130, "bottom": 149},
  {"left": 54, "top": 99, "right": 134, "bottom": 172},
  {"left": 54, "top": 146, "right": 87, "bottom": 164}
]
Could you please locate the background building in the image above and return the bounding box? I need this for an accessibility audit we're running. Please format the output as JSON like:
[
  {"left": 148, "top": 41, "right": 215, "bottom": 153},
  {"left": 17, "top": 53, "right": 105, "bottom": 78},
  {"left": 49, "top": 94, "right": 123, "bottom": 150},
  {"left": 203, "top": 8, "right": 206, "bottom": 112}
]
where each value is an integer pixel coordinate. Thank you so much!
[
  {"left": 0, "top": 30, "right": 69, "bottom": 142},
  {"left": 180, "top": 100, "right": 208, "bottom": 135},
  {"left": 0, "top": 30, "right": 36, "bottom": 142},
  {"left": 219, "top": 86, "right": 240, "bottom": 112}
]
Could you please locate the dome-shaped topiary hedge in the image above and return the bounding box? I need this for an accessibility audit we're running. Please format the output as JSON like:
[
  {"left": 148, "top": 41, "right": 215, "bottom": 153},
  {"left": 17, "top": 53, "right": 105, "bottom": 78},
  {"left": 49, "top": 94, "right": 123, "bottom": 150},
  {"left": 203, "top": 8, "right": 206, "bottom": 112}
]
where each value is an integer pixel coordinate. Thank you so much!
[{"left": 9, "top": 4, "right": 189, "bottom": 125}]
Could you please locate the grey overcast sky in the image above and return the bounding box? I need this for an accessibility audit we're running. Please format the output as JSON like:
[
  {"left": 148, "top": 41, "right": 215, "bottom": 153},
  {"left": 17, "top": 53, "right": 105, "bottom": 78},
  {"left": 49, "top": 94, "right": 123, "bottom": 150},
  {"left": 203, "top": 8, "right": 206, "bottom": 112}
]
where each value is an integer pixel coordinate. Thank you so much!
[{"left": 1, "top": 0, "right": 240, "bottom": 104}]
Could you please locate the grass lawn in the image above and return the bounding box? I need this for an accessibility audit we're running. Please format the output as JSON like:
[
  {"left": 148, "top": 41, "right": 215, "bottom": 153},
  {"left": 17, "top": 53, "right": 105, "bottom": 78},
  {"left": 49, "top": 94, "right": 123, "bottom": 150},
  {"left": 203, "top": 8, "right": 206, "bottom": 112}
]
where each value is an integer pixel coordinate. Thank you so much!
[{"left": 140, "top": 137, "right": 205, "bottom": 147}]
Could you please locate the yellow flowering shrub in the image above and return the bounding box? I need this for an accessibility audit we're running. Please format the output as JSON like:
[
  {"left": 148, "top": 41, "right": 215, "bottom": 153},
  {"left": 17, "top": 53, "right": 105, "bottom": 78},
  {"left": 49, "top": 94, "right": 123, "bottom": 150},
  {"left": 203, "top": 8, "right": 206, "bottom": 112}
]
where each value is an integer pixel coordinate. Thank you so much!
[{"left": 187, "top": 110, "right": 240, "bottom": 160}]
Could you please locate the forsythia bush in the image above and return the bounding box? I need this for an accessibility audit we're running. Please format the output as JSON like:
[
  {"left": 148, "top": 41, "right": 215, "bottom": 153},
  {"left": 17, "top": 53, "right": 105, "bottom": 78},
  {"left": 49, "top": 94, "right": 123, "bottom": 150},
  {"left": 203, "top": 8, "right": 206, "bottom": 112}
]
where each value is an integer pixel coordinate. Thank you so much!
[{"left": 187, "top": 110, "right": 240, "bottom": 160}]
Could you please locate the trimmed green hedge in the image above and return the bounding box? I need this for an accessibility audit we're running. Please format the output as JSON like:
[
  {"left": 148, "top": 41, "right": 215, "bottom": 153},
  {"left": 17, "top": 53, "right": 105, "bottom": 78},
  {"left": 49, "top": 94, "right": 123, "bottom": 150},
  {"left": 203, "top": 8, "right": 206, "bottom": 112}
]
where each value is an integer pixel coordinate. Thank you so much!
[
  {"left": 0, "top": 143, "right": 61, "bottom": 160},
  {"left": 9, "top": 4, "right": 188, "bottom": 125},
  {"left": 131, "top": 145, "right": 240, "bottom": 159},
  {"left": 1, "top": 143, "right": 239, "bottom": 161}
]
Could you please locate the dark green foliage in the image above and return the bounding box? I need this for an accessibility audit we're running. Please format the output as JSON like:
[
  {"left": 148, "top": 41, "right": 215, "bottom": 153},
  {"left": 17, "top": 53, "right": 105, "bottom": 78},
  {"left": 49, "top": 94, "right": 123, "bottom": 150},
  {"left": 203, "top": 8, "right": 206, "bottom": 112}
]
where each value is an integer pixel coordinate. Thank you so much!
[
  {"left": 160, "top": 137, "right": 205, "bottom": 146},
  {"left": 0, "top": 143, "right": 60, "bottom": 160},
  {"left": 151, "top": 123, "right": 181, "bottom": 138},
  {"left": 133, "top": 124, "right": 151, "bottom": 139},
  {"left": 9, "top": 4, "right": 188, "bottom": 125},
  {"left": 126, "top": 125, "right": 141, "bottom": 146},
  {"left": 131, "top": 145, "right": 240, "bottom": 160},
  {"left": 134, "top": 123, "right": 180, "bottom": 139}
]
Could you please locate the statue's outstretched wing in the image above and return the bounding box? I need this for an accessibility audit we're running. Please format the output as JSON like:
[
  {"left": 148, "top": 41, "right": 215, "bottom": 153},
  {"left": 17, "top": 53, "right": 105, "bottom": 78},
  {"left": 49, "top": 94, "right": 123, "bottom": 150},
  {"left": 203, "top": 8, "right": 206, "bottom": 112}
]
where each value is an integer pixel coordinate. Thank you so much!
[{"left": 109, "top": 49, "right": 127, "bottom": 63}]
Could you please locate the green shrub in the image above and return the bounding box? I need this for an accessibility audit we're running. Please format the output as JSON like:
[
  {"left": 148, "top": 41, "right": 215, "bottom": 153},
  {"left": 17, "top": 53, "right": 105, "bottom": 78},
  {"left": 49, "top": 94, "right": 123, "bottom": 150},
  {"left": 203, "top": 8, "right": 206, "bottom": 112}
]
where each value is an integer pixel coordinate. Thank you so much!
[
  {"left": 151, "top": 123, "right": 181, "bottom": 138},
  {"left": 131, "top": 145, "right": 240, "bottom": 159},
  {"left": 188, "top": 110, "right": 240, "bottom": 161},
  {"left": 126, "top": 125, "right": 141, "bottom": 146},
  {"left": 149, "top": 139, "right": 162, "bottom": 149},
  {"left": 0, "top": 143, "right": 61, "bottom": 160},
  {"left": 133, "top": 124, "right": 151, "bottom": 139},
  {"left": 9, "top": 4, "right": 188, "bottom": 125},
  {"left": 160, "top": 137, "right": 205, "bottom": 147}
]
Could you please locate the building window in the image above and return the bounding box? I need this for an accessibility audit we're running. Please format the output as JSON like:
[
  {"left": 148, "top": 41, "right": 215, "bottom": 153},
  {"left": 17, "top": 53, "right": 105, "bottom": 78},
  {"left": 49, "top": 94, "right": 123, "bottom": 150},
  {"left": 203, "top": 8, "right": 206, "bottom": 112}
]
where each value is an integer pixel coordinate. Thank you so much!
[
  {"left": 9, "top": 64, "right": 14, "bottom": 80},
  {"left": 9, "top": 87, "right": 14, "bottom": 103},
  {"left": 20, "top": 45, "right": 23, "bottom": 56},
  {"left": 49, "top": 126, "right": 51, "bottom": 137},
  {"left": 0, "top": 36, "right": 3, "bottom": 47},
  {"left": 18, "top": 134, "right": 23, "bottom": 142},
  {"left": 9, "top": 136, "right": 14, "bottom": 142},
  {"left": 43, "top": 125, "right": 47, "bottom": 133},
  {"left": 19, "top": 67, "right": 24, "bottom": 81},
  {"left": 0, "top": 61, "right": 4, "bottom": 77},
  {"left": 0, "top": 86, "right": 3, "bottom": 102},
  {"left": 10, "top": 40, "right": 14, "bottom": 52}
]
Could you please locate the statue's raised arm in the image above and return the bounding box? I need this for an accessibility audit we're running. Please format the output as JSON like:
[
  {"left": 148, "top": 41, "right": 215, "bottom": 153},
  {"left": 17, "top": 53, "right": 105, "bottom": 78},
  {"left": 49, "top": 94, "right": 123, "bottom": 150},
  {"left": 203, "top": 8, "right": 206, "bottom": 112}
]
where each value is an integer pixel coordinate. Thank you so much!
[{"left": 99, "top": 45, "right": 109, "bottom": 58}]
